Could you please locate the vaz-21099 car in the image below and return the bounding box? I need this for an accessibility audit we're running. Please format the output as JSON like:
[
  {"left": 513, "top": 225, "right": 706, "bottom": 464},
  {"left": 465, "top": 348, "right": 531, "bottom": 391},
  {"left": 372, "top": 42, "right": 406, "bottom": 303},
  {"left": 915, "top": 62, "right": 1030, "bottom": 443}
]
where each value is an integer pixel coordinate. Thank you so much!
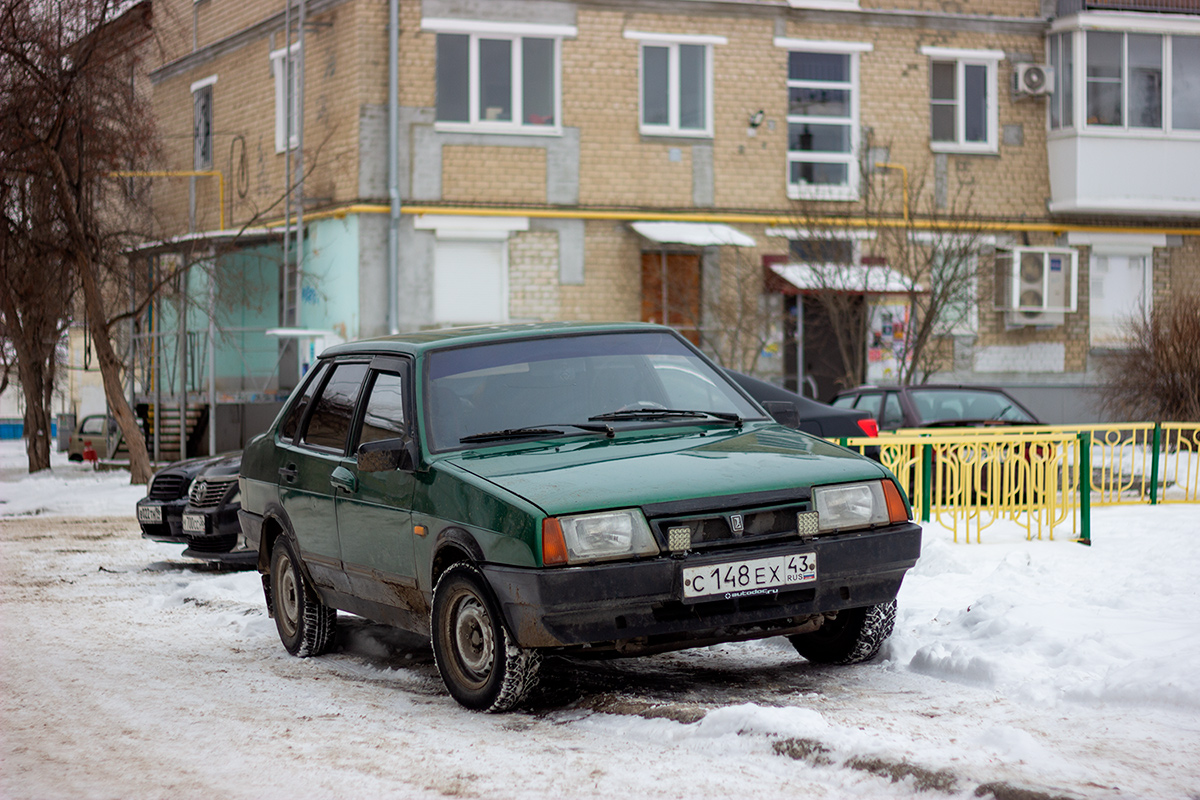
[{"left": 238, "top": 323, "right": 922, "bottom": 711}]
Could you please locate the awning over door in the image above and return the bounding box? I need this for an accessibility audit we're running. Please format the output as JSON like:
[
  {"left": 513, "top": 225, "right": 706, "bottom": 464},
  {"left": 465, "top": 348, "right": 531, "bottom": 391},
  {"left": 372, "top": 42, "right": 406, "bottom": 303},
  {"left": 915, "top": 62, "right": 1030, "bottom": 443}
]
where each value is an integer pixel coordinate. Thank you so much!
[
  {"left": 631, "top": 221, "right": 756, "bottom": 248},
  {"left": 770, "top": 263, "right": 922, "bottom": 294}
]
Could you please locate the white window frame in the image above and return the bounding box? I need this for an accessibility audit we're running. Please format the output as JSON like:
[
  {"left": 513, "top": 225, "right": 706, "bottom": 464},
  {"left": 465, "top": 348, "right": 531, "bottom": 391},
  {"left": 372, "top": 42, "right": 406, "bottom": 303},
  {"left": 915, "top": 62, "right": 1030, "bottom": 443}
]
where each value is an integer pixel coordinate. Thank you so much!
[
  {"left": 625, "top": 31, "right": 725, "bottom": 138},
  {"left": 1049, "top": 14, "right": 1200, "bottom": 139},
  {"left": 424, "top": 18, "right": 573, "bottom": 136},
  {"left": 270, "top": 43, "right": 300, "bottom": 154},
  {"left": 776, "top": 38, "right": 872, "bottom": 202},
  {"left": 921, "top": 46, "right": 1002, "bottom": 155}
]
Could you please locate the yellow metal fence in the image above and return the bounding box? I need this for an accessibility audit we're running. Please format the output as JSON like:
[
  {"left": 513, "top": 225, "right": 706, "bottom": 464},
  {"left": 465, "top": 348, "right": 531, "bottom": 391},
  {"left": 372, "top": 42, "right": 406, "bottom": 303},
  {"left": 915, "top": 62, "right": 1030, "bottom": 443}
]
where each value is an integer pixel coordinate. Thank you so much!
[{"left": 836, "top": 422, "right": 1200, "bottom": 544}]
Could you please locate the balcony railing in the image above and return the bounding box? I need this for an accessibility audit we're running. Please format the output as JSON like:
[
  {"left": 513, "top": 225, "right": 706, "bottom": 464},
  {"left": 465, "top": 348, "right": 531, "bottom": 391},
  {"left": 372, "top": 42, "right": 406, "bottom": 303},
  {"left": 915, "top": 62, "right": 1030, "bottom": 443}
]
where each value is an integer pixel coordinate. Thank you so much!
[{"left": 1058, "top": 0, "right": 1200, "bottom": 14}]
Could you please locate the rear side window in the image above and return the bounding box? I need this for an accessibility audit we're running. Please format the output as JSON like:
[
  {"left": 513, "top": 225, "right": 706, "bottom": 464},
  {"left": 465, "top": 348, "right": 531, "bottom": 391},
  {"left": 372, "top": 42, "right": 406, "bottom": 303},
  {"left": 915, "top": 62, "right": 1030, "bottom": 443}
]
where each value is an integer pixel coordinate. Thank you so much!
[
  {"left": 830, "top": 395, "right": 857, "bottom": 409},
  {"left": 280, "top": 362, "right": 329, "bottom": 441},
  {"left": 854, "top": 393, "right": 882, "bottom": 419},
  {"left": 302, "top": 363, "right": 369, "bottom": 452},
  {"left": 881, "top": 393, "right": 904, "bottom": 429}
]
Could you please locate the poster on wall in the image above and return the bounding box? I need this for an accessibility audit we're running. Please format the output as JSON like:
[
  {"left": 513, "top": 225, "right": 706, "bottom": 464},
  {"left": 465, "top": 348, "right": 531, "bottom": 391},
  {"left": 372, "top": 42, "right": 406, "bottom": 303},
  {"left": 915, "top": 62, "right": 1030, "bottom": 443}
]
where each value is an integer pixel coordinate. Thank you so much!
[{"left": 866, "top": 302, "right": 910, "bottom": 384}]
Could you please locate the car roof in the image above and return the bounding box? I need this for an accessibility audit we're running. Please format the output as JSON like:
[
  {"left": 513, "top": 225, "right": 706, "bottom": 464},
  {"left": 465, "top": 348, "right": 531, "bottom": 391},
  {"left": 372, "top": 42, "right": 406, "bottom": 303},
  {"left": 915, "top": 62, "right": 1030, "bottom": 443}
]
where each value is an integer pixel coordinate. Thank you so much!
[{"left": 318, "top": 321, "right": 670, "bottom": 359}]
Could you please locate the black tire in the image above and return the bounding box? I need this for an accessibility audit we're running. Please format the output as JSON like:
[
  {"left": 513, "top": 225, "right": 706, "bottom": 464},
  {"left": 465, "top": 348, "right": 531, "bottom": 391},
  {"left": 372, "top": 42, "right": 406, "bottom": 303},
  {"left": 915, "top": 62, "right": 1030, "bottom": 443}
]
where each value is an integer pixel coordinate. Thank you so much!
[
  {"left": 789, "top": 599, "right": 897, "bottom": 665},
  {"left": 269, "top": 538, "right": 337, "bottom": 657},
  {"left": 431, "top": 564, "right": 540, "bottom": 712}
]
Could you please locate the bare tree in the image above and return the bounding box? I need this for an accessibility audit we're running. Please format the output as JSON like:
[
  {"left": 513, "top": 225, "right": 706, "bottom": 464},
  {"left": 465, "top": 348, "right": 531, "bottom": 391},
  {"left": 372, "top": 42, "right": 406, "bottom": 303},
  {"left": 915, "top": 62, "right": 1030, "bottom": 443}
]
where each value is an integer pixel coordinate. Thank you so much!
[
  {"left": 1, "top": 0, "right": 158, "bottom": 481},
  {"left": 1097, "top": 291, "right": 1200, "bottom": 421},
  {"left": 782, "top": 143, "right": 987, "bottom": 393}
]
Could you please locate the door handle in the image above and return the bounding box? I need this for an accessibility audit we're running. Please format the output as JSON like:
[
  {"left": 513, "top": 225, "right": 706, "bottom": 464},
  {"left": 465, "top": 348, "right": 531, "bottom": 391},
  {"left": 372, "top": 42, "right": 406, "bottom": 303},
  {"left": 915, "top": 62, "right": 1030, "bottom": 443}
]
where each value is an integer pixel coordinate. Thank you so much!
[
  {"left": 278, "top": 464, "right": 298, "bottom": 483},
  {"left": 330, "top": 465, "right": 357, "bottom": 493}
]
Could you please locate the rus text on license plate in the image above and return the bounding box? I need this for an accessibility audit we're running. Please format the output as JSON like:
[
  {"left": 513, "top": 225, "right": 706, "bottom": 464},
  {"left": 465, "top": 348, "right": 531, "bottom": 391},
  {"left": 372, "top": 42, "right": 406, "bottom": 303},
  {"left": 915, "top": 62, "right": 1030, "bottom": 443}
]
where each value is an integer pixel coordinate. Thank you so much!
[
  {"left": 182, "top": 513, "right": 206, "bottom": 534},
  {"left": 136, "top": 505, "right": 162, "bottom": 524},
  {"left": 682, "top": 553, "right": 816, "bottom": 600}
]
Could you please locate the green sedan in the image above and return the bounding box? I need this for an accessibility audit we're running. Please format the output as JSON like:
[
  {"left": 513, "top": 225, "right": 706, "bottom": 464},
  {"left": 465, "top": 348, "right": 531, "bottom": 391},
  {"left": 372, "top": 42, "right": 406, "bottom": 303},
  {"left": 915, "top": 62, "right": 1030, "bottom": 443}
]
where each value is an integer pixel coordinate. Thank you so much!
[{"left": 238, "top": 322, "right": 921, "bottom": 712}]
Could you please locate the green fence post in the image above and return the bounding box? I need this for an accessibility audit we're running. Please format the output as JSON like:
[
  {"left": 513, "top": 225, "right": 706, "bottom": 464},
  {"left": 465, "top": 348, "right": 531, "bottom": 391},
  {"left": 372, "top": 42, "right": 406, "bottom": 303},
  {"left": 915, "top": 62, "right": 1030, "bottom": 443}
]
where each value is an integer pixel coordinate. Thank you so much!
[
  {"left": 1078, "top": 431, "right": 1091, "bottom": 546},
  {"left": 1149, "top": 422, "right": 1161, "bottom": 506},
  {"left": 921, "top": 443, "right": 933, "bottom": 524}
]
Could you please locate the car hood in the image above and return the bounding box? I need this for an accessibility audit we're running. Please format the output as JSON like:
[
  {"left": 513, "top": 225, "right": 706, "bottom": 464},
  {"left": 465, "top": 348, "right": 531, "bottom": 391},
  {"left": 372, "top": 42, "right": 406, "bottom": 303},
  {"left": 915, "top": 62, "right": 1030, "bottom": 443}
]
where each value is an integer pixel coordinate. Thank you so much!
[
  {"left": 196, "top": 452, "right": 243, "bottom": 478},
  {"left": 444, "top": 423, "right": 889, "bottom": 516}
]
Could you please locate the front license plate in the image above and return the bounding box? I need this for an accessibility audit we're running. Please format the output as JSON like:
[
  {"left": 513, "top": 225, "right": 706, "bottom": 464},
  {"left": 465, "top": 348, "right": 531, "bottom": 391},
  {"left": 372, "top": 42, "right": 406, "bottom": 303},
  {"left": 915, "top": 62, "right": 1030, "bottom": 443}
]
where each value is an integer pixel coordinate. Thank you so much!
[
  {"left": 137, "top": 505, "right": 162, "bottom": 524},
  {"left": 683, "top": 553, "right": 816, "bottom": 601},
  {"left": 182, "top": 512, "right": 206, "bottom": 534}
]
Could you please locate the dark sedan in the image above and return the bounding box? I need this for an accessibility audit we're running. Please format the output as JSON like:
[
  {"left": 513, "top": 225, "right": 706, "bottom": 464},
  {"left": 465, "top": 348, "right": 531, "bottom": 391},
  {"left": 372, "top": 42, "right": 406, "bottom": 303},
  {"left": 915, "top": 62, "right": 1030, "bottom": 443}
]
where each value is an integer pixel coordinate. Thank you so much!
[
  {"left": 138, "top": 452, "right": 254, "bottom": 566},
  {"left": 831, "top": 385, "right": 1041, "bottom": 432},
  {"left": 724, "top": 370, "right": 879, "bottom": 439}
]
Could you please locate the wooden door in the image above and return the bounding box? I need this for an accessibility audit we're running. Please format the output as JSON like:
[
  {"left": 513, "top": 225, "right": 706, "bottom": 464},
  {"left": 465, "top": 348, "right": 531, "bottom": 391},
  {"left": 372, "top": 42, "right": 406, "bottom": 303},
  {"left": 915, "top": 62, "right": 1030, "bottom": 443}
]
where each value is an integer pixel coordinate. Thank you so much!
[{"left": 641, "top": 252, "right": 701, "bottom": 345}]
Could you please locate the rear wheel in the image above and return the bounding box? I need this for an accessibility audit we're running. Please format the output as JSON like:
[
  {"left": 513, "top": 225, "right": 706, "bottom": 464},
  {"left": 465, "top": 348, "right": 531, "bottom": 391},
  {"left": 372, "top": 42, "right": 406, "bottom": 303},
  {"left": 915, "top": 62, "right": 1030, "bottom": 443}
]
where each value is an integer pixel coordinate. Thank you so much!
[
  {"left": 270, "top": 538, "right": 337, "bottom": 657},
  {"left": 789, "top": 599, "right": 896, "bottom": 665},
  {"left": 431, "top": 564, "right": 540, "bottom": 712}
]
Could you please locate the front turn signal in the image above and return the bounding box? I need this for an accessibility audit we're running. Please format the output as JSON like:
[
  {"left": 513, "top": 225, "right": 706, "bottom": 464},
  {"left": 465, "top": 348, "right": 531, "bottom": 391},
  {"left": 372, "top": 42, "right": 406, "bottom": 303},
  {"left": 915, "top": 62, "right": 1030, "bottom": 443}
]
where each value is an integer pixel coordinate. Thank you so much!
[
  {"left": 883, "top": 480, "right": 909, "bottom": 523},
  {"left": 541, "top": 518, "right": 569, "bottom": 566}
]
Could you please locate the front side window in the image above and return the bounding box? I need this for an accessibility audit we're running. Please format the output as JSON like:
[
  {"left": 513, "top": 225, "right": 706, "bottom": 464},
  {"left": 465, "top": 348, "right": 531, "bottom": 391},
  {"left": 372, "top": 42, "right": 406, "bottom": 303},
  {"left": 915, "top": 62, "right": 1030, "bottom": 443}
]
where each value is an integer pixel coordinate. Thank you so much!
[
  {"left": 786, "top": 50, "right": 858, "bottom": 198},
  {"left": 435, "top": 31, "right": 560, "bottom": 131},
  {"left": 356, "top": 371, "right": 408, "bottom": 447},
  {"left": 922, "top": 48, "right": 1000, "bottom": 153},
  {"left": 628, "top": 33, "right": 720, "bottom": 137}
]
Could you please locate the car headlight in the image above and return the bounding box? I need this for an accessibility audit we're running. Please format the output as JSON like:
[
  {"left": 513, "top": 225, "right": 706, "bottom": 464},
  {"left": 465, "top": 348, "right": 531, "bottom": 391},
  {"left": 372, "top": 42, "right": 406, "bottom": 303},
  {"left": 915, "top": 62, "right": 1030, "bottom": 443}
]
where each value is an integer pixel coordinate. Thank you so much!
[
  {"left": 541, "top": 509, "right": 659, "bottom": 565},
  {"left": 812, "top": 480, "right": 908, "bottom": 533}
]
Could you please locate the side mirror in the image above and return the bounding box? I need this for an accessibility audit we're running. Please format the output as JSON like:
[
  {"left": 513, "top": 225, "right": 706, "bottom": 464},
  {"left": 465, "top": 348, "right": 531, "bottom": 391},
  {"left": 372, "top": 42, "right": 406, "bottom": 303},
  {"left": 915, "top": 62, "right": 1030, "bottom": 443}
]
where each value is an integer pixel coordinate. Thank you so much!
[
  {"left": 357, "top": 437, "right": 417, "bottom": 473},
  {"left": 762, "top": 400, "right": 800, "bottom": 430}
]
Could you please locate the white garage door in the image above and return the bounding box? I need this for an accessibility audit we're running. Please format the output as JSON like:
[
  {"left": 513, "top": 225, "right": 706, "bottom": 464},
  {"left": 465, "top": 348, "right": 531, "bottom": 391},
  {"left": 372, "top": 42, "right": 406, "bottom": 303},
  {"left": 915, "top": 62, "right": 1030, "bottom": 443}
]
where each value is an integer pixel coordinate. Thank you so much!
[{"left": 433, "top": 239, "right": 508, "bottom": 325}]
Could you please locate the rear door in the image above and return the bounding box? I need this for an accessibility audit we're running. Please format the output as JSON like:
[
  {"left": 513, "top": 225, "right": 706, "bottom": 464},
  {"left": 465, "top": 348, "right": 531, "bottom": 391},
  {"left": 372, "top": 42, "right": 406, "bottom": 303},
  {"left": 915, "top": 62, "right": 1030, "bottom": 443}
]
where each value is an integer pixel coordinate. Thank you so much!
[
  {"left": 334, "top": 357, "right": 421, "bottom": 613},
  {"left": 277, "top": 360, "right": 369, "bottom": 593}
]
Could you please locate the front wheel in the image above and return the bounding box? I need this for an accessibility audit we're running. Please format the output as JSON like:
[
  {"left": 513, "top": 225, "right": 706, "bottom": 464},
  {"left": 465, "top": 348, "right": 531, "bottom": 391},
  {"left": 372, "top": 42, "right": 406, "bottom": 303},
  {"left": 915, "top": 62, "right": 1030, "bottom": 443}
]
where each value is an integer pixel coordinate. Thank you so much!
[
  {"left": 789, "top": 599, "right": 896, "bottom": 665},
  {"left": 269, "top": 538, "right": 337, "bottom": 657},
  {"left": 431, "top": 564, "right": 540, "bottom": 712}
]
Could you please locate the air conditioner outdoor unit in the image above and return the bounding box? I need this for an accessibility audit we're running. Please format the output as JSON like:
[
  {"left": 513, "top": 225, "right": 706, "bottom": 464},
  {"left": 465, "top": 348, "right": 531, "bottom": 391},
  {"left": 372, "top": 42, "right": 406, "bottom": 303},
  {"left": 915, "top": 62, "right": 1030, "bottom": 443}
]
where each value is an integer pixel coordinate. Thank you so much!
[
  {"left": 993, "top": 247, "right": 1078, "bottom": 327},
  {"left": 1015, "top": 63, "right": 1054, "bottom": 96}
]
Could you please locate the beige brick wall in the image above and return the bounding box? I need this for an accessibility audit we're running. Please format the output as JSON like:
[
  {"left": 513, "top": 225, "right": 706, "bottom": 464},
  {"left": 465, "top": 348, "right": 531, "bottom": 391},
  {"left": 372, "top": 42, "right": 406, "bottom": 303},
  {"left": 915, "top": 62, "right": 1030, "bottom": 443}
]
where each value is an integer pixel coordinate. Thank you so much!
[
  {"left": 151, "top": 1, "right": 376, "bottom": 236},
  {"left": 442, "top": 147, "right": 546, "bottom": 204},
  {"left": 508, "top": 232, "right": 561, "bottom": 321},
  {"left": 1168, "top": 237, "right": 1200, "bottom": 300},
  {"left": 560, "top": 222, "right": 643, "bottom": 322}
]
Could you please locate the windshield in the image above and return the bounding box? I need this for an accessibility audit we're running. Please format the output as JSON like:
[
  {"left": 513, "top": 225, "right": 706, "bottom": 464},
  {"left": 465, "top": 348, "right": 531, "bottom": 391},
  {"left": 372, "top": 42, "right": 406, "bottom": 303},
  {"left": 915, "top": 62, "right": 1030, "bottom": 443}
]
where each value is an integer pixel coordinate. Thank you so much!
[
  {"left": 424, "top": 331, "right": 763, "bottom": 451},
  {"left": 908, "top": 389, "right": 1036, "bottom": 424}
]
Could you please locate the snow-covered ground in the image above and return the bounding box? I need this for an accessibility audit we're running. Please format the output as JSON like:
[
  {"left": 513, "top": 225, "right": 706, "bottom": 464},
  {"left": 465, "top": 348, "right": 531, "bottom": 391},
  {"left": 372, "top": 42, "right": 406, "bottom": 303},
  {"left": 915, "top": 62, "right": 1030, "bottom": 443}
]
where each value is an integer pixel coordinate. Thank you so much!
[{"left": 2, "top": 440, "right": 1199, "bottom": 800}]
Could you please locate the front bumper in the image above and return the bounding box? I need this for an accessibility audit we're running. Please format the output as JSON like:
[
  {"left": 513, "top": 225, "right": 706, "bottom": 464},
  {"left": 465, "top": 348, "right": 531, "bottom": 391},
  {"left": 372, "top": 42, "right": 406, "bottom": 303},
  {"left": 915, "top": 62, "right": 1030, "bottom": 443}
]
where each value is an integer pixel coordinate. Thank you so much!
[
  {"left": 482, "top": 521, "right": 922, "bottom": 654},
  {"left": 179, "top": 503, "right": 244, "bottom": 559},
  {"left": 137, "top": 498, "right": 188, "bottom": 544}
]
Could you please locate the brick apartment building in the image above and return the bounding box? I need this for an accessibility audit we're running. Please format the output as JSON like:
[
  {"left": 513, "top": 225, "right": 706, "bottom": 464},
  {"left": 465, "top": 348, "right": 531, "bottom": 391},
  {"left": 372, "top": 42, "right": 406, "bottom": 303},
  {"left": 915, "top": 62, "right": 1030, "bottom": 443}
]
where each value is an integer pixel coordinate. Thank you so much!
[{"left": 122, "top": 0, "right": 1200, "bottom": 454}]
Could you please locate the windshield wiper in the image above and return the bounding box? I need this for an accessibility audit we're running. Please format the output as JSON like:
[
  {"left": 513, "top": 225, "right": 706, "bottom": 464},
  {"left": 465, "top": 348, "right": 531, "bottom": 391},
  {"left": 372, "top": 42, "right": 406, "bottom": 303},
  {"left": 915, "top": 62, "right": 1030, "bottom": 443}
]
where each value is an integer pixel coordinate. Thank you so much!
[
  {"left": 460, "top": 422, "right": 614, "bottom": 444},
  {"left": 589, "top": 408, "right": 743, "bottom": 427}
]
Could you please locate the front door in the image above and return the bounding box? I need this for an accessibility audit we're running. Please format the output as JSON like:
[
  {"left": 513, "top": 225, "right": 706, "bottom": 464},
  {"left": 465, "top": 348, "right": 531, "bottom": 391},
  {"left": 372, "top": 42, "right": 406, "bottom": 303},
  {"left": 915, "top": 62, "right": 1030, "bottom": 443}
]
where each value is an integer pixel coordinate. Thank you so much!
[
  {"left": 334, "top": 360, "right": 420, "bottom": 616},
  {"left": 642, "top": 251, "right": 702, "bottom": 344}
]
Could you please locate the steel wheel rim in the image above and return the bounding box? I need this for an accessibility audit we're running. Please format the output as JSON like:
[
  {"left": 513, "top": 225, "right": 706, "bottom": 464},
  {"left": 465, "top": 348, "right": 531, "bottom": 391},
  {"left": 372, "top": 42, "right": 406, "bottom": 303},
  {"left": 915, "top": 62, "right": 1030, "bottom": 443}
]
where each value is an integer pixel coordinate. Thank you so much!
[
  {"left": 276, "top": 554, "right": 300, "bottom": 638},
  {"left": 451, "top": 594, "right": 494, "bottom": 685}
]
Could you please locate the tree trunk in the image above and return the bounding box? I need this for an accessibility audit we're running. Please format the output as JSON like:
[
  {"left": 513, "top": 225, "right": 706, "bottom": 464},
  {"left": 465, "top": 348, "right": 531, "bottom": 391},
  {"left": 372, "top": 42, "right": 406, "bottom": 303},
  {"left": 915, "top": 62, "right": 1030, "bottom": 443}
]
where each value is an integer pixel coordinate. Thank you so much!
[
  {"left": 76, "top": 250, "right": 153, "bottom": 483},
  {"left": 17, "top": 359, "right": 53, "bottom": 472}
]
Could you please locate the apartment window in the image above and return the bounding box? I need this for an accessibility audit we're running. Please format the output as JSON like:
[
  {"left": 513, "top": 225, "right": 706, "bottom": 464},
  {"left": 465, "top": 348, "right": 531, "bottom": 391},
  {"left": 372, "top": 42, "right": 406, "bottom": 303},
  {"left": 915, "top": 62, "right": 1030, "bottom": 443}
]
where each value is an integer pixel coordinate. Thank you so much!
[
  {"left": 427, "top": 19, "right": 573, "bottom": 133},
  {"left": 190, "top": 75, "right": 216, "bottom": 169},
  {"left": 1079, "top": 30, "right": 1200, "bottom": 132},
  {"left": 271, "top": 44, "right": 300, "bottom": 153},
  {"left": 1049, "top": 32, "right": 1074, "bottom": 129},
  {"left": 921, "top": 47, "right": 1001, "bottom": 154},
  {"left": 626, "top": 31, "right": 724, "bottom": 137},
  {"left": 778, "top": 39, "right": 871, "bottom": 200}
]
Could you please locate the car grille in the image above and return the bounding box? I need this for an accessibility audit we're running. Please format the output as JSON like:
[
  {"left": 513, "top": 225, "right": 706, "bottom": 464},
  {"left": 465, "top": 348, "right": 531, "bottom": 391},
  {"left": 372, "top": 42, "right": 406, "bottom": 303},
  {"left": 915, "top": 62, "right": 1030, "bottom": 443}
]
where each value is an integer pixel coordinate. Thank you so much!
[
  {"left": 149, "top": 474, "right": 187, "bottom": 500},
  {"left": 648, "top": 499, "right": 814, "bottom": 553},
  {"left": 188, "top": 477, "right": 238, "bottom": 509}
]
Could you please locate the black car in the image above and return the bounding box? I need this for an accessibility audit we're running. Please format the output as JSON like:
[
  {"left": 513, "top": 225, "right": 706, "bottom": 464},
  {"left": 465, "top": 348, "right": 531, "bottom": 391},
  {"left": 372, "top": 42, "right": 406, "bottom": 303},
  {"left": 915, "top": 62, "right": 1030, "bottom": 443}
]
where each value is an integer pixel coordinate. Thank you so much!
[
  {"left": 831, "top": 385, "right": 1042, "bottom": 431},
  {"left": 138, "top": 452, "right": 254, "bottom": 565},
  {"left": 724, "top": 370, "right": 879, "bottom": 438}
]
